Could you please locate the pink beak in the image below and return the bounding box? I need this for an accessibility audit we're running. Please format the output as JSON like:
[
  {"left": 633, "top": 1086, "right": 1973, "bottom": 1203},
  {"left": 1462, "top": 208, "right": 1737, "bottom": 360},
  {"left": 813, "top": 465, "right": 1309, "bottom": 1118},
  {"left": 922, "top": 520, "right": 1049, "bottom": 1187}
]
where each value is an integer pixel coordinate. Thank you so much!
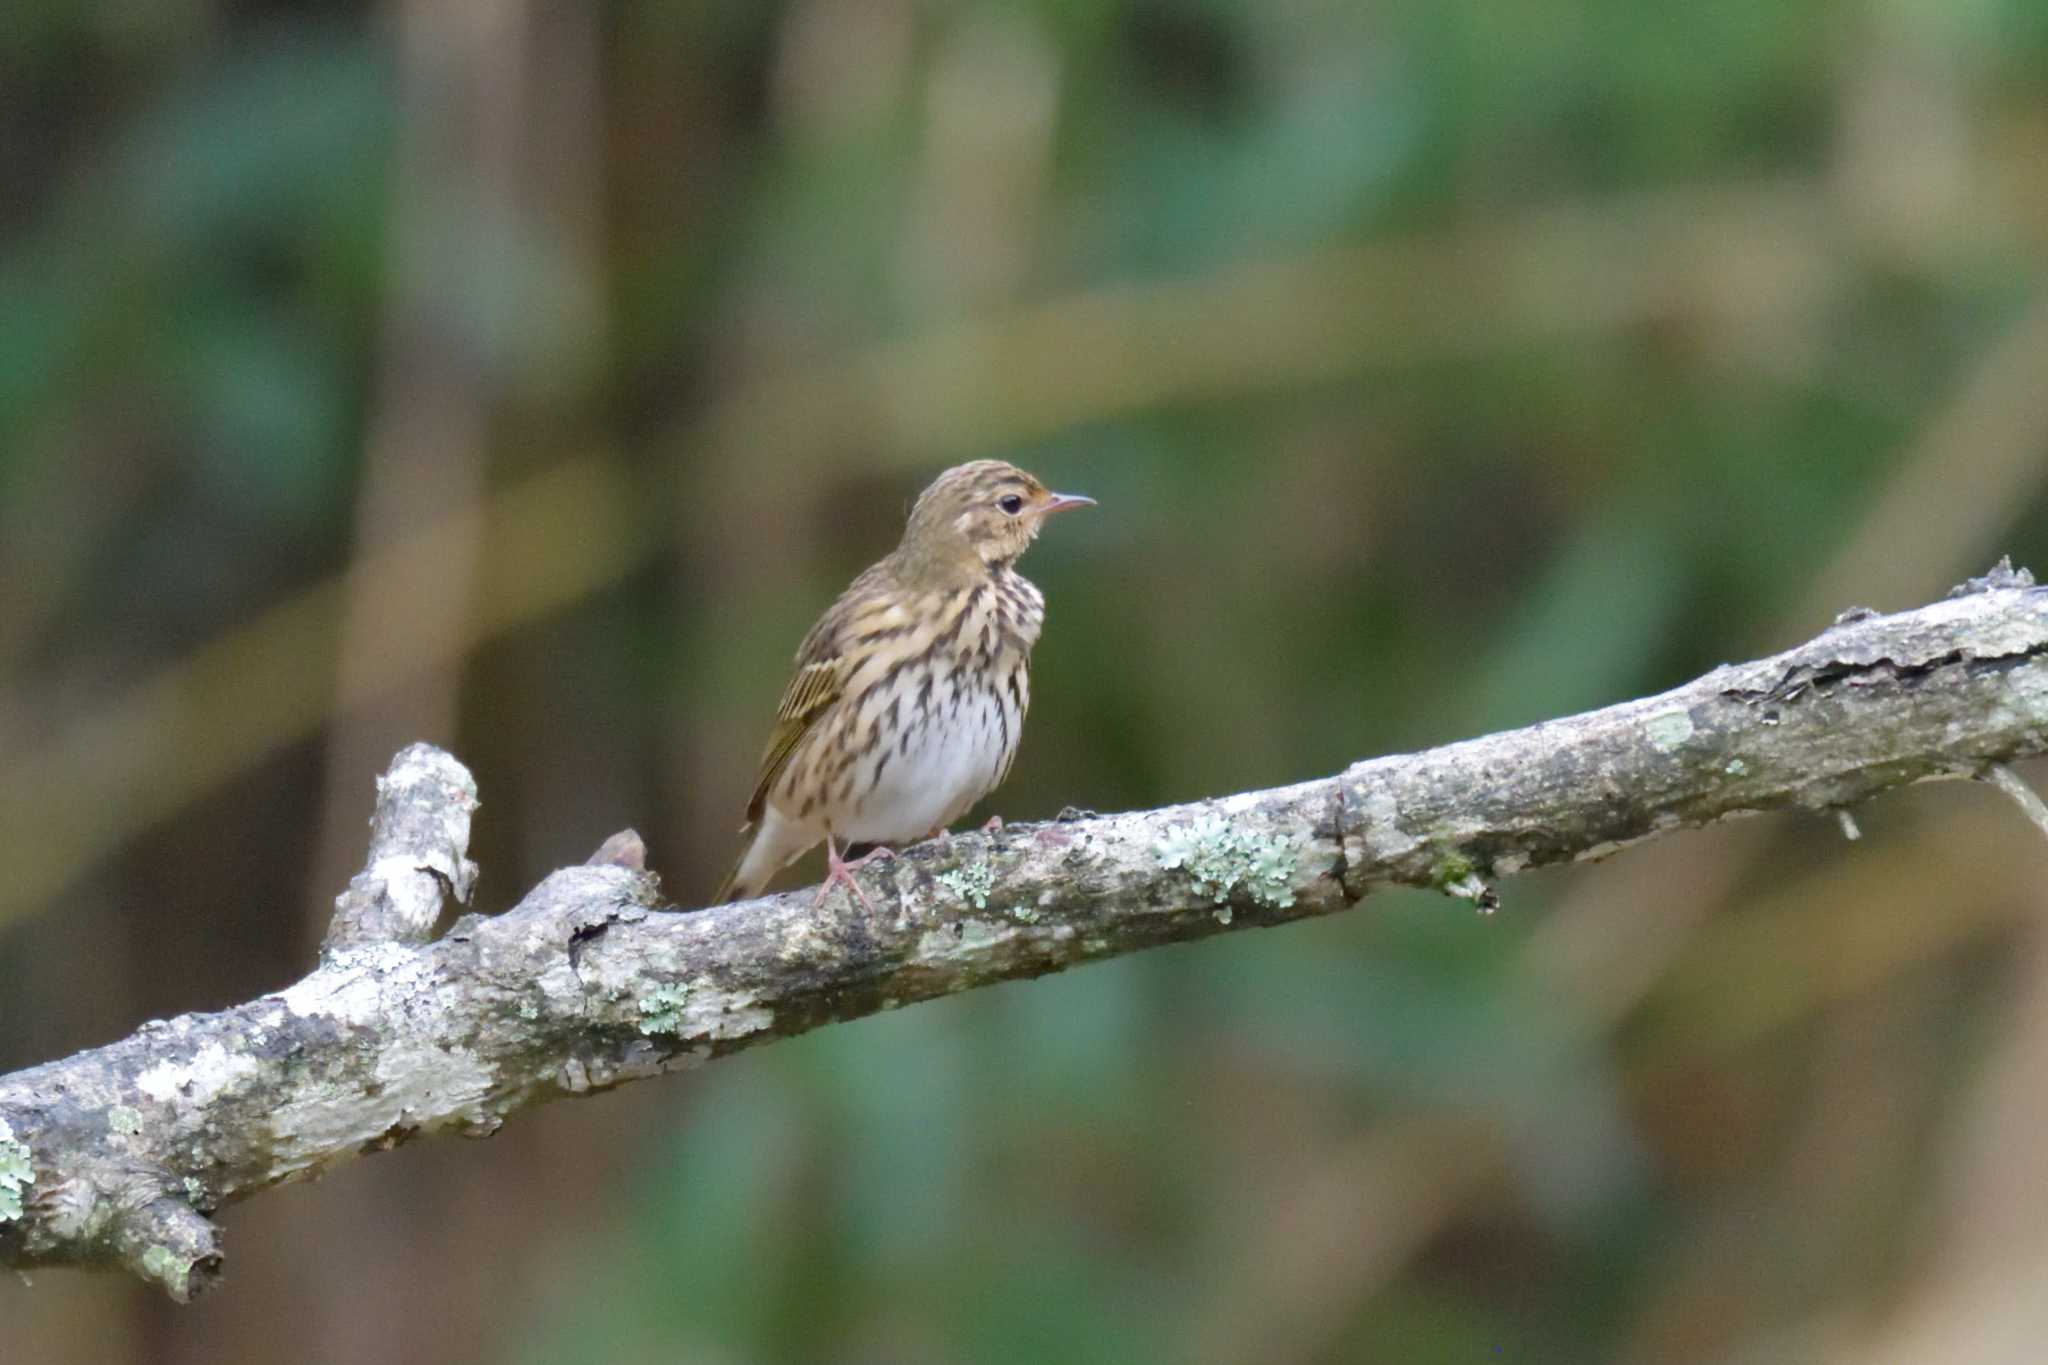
[{"left": 1042, "top": 492, "right": 1096, "bottom": 514}]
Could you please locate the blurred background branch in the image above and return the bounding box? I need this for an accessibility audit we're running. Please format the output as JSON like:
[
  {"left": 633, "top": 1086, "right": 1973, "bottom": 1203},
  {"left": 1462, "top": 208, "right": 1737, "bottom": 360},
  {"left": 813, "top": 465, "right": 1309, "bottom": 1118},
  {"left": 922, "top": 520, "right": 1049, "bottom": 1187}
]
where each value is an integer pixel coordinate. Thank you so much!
[{"left": 0, "top": 454, "right": 647, "bottom": 930}]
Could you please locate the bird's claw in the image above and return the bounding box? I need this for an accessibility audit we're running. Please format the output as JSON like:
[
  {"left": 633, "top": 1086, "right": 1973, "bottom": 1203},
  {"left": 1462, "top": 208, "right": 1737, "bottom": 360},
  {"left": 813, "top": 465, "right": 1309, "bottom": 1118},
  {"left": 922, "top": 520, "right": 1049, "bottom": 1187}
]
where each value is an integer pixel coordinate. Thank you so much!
[{"left": 816, "top": 841, "right": 893, "bottom": 913}]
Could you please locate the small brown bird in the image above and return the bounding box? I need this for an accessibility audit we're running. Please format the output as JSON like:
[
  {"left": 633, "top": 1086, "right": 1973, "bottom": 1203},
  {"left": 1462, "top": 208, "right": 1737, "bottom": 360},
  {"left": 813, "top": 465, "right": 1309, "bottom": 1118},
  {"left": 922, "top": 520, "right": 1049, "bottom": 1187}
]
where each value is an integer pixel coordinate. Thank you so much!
[{"left": 714, "top": 460, "right": 1094, "bottom": 907}]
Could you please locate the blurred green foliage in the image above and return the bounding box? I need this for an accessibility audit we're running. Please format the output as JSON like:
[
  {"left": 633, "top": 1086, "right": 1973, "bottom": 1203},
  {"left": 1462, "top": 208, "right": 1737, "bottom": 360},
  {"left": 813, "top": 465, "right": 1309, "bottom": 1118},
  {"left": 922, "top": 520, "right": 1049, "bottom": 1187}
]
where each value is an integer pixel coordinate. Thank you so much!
[{"left": 4, "top": 0, "right": 2048, "bottom": 1362}]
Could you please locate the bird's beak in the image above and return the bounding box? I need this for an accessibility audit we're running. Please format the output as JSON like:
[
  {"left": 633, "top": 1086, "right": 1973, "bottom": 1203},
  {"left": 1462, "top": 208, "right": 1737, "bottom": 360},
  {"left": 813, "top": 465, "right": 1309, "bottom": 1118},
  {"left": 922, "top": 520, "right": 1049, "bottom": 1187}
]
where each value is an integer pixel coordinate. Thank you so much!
[{"left": 1041, "top": 493, "right": 1096, "bottom": 515}]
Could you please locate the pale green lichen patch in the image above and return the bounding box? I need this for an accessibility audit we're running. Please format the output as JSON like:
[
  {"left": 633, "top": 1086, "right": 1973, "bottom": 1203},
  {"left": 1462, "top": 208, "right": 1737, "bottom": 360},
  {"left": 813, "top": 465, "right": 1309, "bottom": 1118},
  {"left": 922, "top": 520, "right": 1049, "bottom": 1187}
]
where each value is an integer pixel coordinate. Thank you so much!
[
  {"left": 108, "top": 1105, "right": 143, "bottom": 1137},
  {"left": 135, "top": 1040, "right": 262, "bottom": 1106},
  {"left": 140, "top": 1244, "right": 187, "bottom": 1290},
  {"left": 1431, "top": 850, "right": 1501, "bottom": 914},
  {"left": 914, "top": 919, "right": 1012, "bottom": 968},
  {"left": 1442, "top": 873, "right": 1497, "bottom": 913},
  {"left": 1358, "top": 788, "right": 1420, "bottom": 858},
  {"left": 962, "top": 919, "right": 1007, "bottom": 949},
  {"left": 936, "top": 861, "right": 998, "bottom": 910},
  {"left": 1431, "top": 850, "right": 1479, "bottom": 891},
  {"left": 637, "top": 985, "right": 690, "bottom": 1036},
  {"left": 616, "top": 981, "right": 771, "bottom": 1043},
  {"left": 1155, "top": 814, "right": 1304, "bottom": 909},
  {"left": 0, "top": 1117, "right": 32, "bottom": 1222},
  {"left": 1645, "top": 708, "right": 1695, "bottom": 752}
]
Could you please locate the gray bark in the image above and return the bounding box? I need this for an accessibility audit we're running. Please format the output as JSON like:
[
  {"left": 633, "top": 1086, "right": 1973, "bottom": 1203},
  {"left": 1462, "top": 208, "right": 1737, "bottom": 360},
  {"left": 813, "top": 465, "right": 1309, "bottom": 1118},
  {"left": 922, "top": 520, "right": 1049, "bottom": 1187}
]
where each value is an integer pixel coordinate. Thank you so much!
[{"left": 3, "top": 565, "right": 2045, "bottom": 1300}]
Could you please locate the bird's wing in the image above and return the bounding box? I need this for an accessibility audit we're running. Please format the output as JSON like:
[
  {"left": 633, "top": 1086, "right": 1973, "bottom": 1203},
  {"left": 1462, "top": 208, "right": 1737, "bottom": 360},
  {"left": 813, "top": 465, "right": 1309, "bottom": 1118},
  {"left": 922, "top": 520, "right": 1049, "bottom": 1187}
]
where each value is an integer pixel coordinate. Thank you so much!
[
  {"left": 743, "top": 656, "right": 845, "bottom": 827},
  {"left": 715, "top": 648, "right": 848, "bottom": 902},
  {"left": 739, "top": 563, "right": 898, "bottom": 828}
]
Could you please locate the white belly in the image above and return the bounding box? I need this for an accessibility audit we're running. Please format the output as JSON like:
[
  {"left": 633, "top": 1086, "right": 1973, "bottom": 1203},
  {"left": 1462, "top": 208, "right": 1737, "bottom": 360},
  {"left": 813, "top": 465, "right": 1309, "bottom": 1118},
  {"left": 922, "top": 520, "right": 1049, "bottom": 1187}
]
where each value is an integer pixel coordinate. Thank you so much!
[{"left": 841, "top": 681, "right": 1016, "bottom": 843}]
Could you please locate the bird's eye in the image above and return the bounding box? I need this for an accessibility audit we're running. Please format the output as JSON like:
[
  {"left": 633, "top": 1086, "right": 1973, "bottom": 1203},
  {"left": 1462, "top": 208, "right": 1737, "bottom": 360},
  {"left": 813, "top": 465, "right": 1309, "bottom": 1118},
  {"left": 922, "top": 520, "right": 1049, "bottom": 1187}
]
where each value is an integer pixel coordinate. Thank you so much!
[{"left": 998, "top": 494, "right": 1025, "bottom": 515}]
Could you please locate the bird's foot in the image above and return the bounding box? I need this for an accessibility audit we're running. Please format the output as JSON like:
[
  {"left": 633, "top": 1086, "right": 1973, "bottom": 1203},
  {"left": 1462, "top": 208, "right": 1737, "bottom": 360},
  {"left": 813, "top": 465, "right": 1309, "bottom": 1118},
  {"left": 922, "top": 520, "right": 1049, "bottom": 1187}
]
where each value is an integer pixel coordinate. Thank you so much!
[
  {"left": 921, "top": 815, "right": 999, "bottom": 850},
  {"left": 816, "top": 839, "right": 894, "bottom": 912}
]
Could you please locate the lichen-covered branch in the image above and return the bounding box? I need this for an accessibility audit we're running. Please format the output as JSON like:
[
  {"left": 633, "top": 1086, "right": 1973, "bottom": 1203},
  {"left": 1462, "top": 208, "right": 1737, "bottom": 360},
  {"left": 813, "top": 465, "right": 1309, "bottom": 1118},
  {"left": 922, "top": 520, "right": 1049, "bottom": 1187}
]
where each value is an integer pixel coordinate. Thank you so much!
[
  {"left": 322, "top": 743, "right": 479, "bottom": 956},
  {"left": 4, "top": 566, "right": 2047, "bottom": 1300}
]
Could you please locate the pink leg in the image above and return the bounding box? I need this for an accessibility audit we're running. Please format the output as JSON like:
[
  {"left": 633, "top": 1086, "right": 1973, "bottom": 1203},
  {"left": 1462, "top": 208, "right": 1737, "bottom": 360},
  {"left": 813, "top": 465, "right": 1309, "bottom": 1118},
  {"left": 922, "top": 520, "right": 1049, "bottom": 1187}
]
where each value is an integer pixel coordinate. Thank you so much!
[
  {"left": 816, "top": 835, "right": 894, "bottom": 912},
  {"left": 921, "top": 815, "right": 1000, "bottom": 853}
]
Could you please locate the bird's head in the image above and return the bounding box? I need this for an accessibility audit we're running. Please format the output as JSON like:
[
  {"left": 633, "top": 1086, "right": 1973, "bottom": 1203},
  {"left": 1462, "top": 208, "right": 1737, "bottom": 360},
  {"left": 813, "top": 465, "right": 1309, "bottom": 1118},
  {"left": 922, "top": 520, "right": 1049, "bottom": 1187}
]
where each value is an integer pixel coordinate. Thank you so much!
[{"left": 899, "top": 460, "right": 1094, "bottom": 574}]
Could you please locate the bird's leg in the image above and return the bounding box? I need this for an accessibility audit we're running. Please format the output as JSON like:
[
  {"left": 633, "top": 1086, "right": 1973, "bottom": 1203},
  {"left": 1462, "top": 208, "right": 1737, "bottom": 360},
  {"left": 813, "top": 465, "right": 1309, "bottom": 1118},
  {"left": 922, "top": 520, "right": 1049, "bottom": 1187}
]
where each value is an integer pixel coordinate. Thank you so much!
[
  {"left": 817, "top": 835, "right": 893, "bottom": 912},
  {"left": 922, "top": 814, "right": 1000, "bottom": 856}
]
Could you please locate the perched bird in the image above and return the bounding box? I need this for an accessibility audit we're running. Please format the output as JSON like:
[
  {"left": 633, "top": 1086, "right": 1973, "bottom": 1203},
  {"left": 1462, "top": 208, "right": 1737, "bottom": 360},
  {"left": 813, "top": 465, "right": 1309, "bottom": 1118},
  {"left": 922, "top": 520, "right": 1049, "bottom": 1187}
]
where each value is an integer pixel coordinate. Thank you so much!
[{"left": 714, "top": 460, "right": 1094, "bottom": 907}]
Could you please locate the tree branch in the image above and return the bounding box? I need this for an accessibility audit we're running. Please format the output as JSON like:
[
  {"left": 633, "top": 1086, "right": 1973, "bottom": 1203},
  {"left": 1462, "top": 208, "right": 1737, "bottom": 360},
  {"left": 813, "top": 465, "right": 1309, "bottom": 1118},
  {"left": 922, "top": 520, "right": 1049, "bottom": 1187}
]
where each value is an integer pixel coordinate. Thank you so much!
[{"left": 4, "top": 564, "right": 2045, "bottom": 1299}]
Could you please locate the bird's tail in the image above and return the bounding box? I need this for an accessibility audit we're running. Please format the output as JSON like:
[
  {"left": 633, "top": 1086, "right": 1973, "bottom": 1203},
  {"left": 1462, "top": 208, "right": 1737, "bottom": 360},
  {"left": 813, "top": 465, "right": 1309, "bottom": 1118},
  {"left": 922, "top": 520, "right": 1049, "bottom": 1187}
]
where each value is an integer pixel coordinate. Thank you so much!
[
  {"left": 711, "top": 808, "right": 809, "bottom": 904},
  {"left": 710, "top": 856, "right": 748, "bottom": 905}
]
